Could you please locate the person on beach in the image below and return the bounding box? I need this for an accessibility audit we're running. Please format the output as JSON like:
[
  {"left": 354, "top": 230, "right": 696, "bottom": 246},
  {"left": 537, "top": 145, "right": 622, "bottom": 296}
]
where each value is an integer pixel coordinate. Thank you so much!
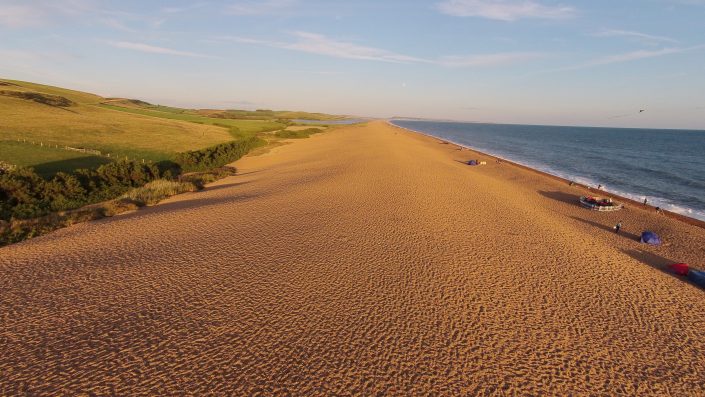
[
  {"left": 643, "top": 198, "right": 648, "bottom": 206},
  {"left": 614, "top": 221, "right": 622, "bottom": 234},
  {"left": 597, "top": 184, "right": 602, "bottom": 190}
]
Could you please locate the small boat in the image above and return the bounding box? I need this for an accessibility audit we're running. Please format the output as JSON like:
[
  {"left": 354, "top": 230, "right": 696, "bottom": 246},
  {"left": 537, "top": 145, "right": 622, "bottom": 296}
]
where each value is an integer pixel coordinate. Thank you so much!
[
  {"left": 688, "top": 269, "right": 705, "bottom": 289},
  {"left": 579, "top": 196, "right": 623, "bottom": 211}
]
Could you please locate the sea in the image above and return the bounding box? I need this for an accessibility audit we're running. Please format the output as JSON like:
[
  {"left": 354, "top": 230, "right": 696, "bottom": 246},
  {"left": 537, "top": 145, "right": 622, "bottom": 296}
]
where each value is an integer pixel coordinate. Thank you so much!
[{"left": 391, "top": 119, "right": 705, "bottom": 222}]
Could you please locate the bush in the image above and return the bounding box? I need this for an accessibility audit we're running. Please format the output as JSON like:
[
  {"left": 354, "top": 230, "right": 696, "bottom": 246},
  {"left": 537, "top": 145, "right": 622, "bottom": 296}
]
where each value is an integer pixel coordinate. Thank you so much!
[
  {"left": 0, "top": 159, "right": 162, "bottom": 222},
  {"left": 121, "top": 179, "right": 197, "bottom": 206},
  {"left": 101, "top": 198, "right": 141, "bottom": 217},
  {"left": 180, "top": 166, "right": 238, "bottom": 189},
  {"left": 0, "top": 90, "right": 74, "bottom": 107},
  {"left": 0, "top": 207, "right": 104, "bottom": 245},
  {"left": 174, "top": 136, "right": 265, "bottom": 172},
  {"left": 274, "top": 128, "right": 323, "bottom": 139},
  {"left": 0, "top": 160, "right": 16, "bottom": 174}
]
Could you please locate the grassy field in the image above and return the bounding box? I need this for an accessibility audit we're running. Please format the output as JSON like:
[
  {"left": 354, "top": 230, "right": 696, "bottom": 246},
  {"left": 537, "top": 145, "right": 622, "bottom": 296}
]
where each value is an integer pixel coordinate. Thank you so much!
[
  {"left": 0, "top": 81, "right": 234, "bottom": 162},
  {"left": 0, "top": 79, "right": 342, "bottom": 176},
  {"left": 0, "top": 140, "right": 111, "bottom": 177},
  {"left": 99, "top": 104, "right": 285, "bottom": 138}
]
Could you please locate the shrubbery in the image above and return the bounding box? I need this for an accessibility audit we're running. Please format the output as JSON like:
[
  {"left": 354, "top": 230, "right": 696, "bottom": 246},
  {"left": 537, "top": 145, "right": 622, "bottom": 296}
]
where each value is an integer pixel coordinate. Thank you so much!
[
  {"left": 275, "top": 128, "right": 323, "bottom": 139},
  {"left": 121, "top": 179, "right": 197, "bottom": 206},
  {"left": 1, "top": 136, "right": 265, "bottom": 246},
  {"left": 0, "top": 90, "right": 74, "bottom": 107},
  {"left": 0, "top": 159, "right": 161, "bottom": 222},
  {"left": 174, "top": 136, "right": 265, "bottom": 172}
]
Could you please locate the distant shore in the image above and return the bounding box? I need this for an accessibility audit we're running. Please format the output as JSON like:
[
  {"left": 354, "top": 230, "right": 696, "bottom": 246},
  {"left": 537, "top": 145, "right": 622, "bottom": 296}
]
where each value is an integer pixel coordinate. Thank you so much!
[{"left": 387, "top": 120, "right": 705, "bottom": 230}]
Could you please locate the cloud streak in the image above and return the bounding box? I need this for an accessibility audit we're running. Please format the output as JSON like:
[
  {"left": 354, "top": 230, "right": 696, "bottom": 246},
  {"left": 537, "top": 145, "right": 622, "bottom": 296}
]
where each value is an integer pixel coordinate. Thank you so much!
[
  {"left": 437, "top": 0, "right": 575, "bottom": 21},
  {"left": 227, "top": 0, "right": 297, "bottom": 16},
  {"left": 554, "top": 45, "right": 705, "bottom": 71},
  {"left": 592, "top": 29, "right": 679, "bottom": 44},
  {"left": 229, "top": 32, "right": 429, "bottom": 63},
  {"left": 0, "top": 4, "right": 43, "bottom": 28},
  {"left": 227, "top": 32, "right": 543, "bottom": 67},
  {"left": 108, "top": 41, "right": 213, "bottom": 58},
  {"left": 439, "top": 52, "right": 544, "bottom": 67},
  {"left": 0, "top": 0, "right": 99, "bottom": 28}
]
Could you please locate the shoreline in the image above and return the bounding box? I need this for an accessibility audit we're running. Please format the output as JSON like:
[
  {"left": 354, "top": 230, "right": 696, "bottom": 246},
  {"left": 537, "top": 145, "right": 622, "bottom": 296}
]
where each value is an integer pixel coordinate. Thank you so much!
[{"left": 386, "top": 120, "right": 705, "bottom": 230}]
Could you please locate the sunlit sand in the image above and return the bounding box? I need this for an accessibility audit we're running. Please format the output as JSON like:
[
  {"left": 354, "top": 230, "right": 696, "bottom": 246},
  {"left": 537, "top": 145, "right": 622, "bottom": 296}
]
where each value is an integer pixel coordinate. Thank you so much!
[{"left": 2, "top": 121, "right": 704, "bottom": 395}]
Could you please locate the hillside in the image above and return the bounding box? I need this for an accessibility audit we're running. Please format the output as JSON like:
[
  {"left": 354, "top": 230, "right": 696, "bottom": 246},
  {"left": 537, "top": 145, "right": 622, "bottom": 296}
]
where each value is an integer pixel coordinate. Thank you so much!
[
  {"left": 0, "top": 79, "right": 235, "bottom": 166},
  {"left": 0, "top": 79, "right": 344, "bottom": 175}
]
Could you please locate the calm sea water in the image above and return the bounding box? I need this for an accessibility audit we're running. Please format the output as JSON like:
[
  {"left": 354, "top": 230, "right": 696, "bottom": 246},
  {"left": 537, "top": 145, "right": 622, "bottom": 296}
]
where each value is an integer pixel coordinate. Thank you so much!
[{"left": 392, "top": 120, "right": 705, "bottom": 222}]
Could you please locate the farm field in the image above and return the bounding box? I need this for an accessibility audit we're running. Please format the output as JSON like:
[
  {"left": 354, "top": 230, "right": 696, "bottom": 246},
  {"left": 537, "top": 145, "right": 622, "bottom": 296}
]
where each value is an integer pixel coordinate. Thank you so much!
[{"left": 0, "top": 140, "right": 110, "bottom": 177}]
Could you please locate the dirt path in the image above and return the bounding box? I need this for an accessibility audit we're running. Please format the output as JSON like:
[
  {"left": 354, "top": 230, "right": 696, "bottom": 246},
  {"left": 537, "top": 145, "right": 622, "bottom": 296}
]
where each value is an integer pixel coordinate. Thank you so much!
[{"left": 2, "top": 121, "right": 704, "bottom": 395}]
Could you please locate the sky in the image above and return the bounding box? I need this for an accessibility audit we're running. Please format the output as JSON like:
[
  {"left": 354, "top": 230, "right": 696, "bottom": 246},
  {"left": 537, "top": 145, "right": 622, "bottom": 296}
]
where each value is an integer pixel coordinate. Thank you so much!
[{"left": 1, "top": 0, "right": 704, "bottom": 129}]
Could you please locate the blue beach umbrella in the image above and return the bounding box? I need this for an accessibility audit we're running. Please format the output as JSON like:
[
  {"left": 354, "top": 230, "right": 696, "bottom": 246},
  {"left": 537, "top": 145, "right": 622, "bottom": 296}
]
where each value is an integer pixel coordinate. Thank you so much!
[{"left": 640, "top": 231, "right": 662, "bottom": 245}]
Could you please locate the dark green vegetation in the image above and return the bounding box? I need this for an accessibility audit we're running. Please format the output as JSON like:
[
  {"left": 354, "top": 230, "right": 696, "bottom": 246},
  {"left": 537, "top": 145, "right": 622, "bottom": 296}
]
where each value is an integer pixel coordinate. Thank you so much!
[
  {"left": 0, "top": 90, "right": 74, "bottom": 107},
  {"left": 0, "top": 160, "right": 244, "bottom": 245},
  {"left": 175, "top": 137, "right": 266, "bottom": 172},
  {"left": 1, "top": 160, "right": 161, "bottom": 221},
  {"left": 0, "top": 78, "right": 345, "bottom": 245},
  {"left": 274, "top": 128, "right": 324, "bottom": 139}
]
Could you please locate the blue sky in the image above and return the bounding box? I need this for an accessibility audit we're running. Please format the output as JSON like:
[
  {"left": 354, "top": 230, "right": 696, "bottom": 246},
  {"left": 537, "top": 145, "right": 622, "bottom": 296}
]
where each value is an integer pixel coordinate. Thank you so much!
[{"left": 1, "top": 0, "right": 704, "bottom": 129}]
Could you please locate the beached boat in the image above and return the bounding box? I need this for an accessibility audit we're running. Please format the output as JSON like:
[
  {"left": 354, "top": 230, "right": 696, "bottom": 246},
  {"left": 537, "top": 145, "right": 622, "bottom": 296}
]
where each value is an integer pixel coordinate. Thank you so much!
[{"left": 579, "top": 196, "right": 623, "bottom": 211}]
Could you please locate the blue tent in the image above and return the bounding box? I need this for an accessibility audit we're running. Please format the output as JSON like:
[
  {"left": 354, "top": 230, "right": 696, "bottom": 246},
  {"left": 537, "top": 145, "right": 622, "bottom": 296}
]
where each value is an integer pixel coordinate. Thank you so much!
[
  {"left": 640, "top": 231, "right": 662, "bottom": 245},
  {"left": 467, "top": 160, "right": 478, "bottom": 166},
  {"left": 688, "top": 270, "right": 705, "bottom": 289}
]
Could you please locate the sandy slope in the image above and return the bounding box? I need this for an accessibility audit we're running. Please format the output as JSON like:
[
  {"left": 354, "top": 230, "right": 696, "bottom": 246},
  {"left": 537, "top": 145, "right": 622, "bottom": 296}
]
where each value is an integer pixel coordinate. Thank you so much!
[{"left": 1, "top": 121, "right": 704, "bottom": 396}]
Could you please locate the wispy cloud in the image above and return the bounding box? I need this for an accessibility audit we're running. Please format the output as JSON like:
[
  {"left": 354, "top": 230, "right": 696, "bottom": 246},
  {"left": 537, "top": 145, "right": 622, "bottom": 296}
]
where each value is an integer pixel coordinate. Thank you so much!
[
  {"left": 228, "top": 32, "right": 429, "bottom": 63},
  {"left": 592, "top": 29, "right": 679, "bottom": 45},
  {"left": 439, "top": 52, "right": 544, "bottom": 67},
  {"left": 0, "top": 5, "right": 43, "bottom": 28},
  {"left": 437, "top": 0, "right": 575, "bottom": 21},
  {"left": 108, "top": 41, "right": 213, "bottom": 58},
  {"left": 227, "top": 0, "right": 297, "bottom": 16},
  {"left": 162, "top": 2, "right": 210, "bottom": 14},
  {"left": 0, "top": 0, "right": 99, "bottom": 28},
  {"left": 554, "top": 45, "right": 705, "bottom": 71},
  {"left": 0, "top": 1, "right": 159, "bottom": 32},
  {"left": 226, "top": 32, "right": 542, "bottom": 68}
]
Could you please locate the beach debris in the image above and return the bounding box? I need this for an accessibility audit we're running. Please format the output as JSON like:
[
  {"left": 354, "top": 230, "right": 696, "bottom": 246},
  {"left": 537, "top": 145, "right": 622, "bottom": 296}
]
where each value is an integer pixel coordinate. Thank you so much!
[
  {"left": 668, "top": 263, "right": 689, "bottom": 276},
  {"left": 688, "top": 269, "right": 705, "bottom": 289},
  {"left": 579, "top": 196, "right": 623, "bottom": 211},
  {"left": 639, "top": 109, "right": 645, "bottom": 113},
  {"left": 640, "top": 231, "right": 662, "bottom": 246}
]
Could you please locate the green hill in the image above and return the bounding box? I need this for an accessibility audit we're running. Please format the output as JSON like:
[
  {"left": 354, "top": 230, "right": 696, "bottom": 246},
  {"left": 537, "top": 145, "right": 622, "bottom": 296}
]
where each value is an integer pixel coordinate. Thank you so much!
[{"left": 0, "top": 78, "right": 345, "bottom": 176}]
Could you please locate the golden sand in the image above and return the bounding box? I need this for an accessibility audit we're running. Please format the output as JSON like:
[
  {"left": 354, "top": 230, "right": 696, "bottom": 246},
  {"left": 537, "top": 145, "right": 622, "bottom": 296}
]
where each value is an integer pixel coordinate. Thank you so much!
[{"left": 1, "top": 121, "right": 704, "bottom": 395}]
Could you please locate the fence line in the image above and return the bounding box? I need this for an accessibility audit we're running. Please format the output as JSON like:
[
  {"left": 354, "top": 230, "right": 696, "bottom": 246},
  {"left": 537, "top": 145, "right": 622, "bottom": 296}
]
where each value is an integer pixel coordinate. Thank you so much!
[{"left": 3, "top": 136, "right": 153, "bottom": 166}]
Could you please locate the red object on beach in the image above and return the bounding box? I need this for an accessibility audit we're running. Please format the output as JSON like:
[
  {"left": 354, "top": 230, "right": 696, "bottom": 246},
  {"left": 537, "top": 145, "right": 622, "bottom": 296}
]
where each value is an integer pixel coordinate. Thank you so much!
[{"left": 669, "top": 263, "right": 689, "bottom": 276}]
